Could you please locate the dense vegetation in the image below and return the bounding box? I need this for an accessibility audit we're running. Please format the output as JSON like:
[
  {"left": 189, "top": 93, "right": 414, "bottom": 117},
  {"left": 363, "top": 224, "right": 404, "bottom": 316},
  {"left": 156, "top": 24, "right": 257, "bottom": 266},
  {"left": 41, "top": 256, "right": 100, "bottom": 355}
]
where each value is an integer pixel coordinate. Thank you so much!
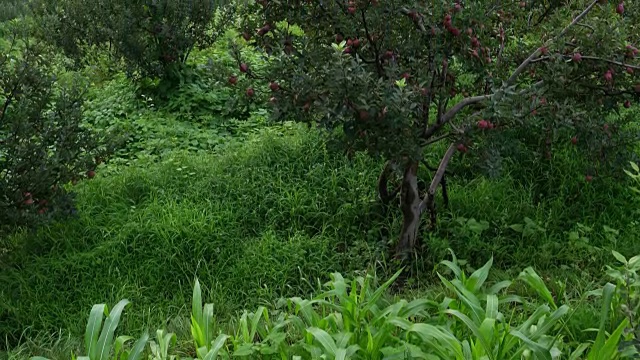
[{"left": 1, "top": 0, "right": 640, "bottom": 359}]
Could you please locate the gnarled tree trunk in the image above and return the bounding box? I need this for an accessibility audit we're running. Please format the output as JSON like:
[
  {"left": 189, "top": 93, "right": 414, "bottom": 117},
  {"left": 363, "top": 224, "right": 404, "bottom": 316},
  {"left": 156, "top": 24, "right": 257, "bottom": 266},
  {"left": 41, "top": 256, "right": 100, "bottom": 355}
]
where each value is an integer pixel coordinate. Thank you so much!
[{"left": 394, "top": 160, "right": 421, "bottom": 260}]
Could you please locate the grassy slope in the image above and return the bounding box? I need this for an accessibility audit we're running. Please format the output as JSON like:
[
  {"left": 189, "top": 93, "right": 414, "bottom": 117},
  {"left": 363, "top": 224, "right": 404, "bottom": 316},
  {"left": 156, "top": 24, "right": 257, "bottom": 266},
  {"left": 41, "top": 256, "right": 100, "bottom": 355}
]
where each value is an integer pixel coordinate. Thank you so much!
[
  {"left": 0, "top": 125, "right": 387, "bottom": 343},
  {"left": 3, "top": 122, "right": 640, "bottom": 346}
]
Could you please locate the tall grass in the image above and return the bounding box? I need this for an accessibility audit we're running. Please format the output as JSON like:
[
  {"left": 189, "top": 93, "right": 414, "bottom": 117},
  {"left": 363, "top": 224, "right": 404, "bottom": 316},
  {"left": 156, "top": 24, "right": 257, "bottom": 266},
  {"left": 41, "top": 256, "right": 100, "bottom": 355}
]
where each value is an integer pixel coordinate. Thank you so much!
[{"left": 2, "top": 124, "right": 639, "bottom": 351}]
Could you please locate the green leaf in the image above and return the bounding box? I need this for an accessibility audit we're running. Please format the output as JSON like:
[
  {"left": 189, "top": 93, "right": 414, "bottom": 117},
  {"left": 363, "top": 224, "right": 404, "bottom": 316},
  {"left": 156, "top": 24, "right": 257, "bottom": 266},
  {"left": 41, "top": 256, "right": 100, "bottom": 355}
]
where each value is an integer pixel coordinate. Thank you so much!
[
  {"left": 612, "top": 250, "right": 627, "bottom": 265},
  {"left": 95, "top": 299, "right": 130, "bottom": 360},
  {"left": 307, "top": 327, "right": 337, "bottom": 356},
  {"left": 509, "top": 330, "right": 552, "bottom": 360},
  {"left": 518, "top": 267, "right": 556, "bottom": 309},
  {"left": 466, "top": 257, "right": 493, "bottom": 293},
  {"left": 192, "top": 279, "right": 203, "bottom": 330},
  {"left": 85, "top": 304, "right": 107, "bottom": 358},
  {"left": 209, "top": 333, "right": 229, "bottom": 355},
  {"left": 202, "top": 303, "right": 214, "bottom": 347},
  {"left": 113, "top": 335, "right": 133, "bottom": 358},
  {"left": 126, "top": 332, "right": 149, "bottom": 360}
]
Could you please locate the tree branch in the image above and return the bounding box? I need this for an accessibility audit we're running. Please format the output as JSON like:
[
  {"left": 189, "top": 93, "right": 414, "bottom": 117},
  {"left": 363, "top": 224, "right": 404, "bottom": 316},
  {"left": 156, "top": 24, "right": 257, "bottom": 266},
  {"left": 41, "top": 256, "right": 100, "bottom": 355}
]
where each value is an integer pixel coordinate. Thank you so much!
[
  {"left": 507, "top": 0, "right": 600, "bottom": 86},
  {"left": 419, "top": 142, "right": 457, "bottom": 214}
]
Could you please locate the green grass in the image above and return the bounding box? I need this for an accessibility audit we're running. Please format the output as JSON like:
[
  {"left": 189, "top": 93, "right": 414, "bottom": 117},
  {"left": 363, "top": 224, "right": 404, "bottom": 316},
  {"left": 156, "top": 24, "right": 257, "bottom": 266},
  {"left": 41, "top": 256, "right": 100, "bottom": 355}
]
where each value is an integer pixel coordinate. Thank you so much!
[
  {"left": 2, "top": 123, "right": 640, "bottom": 355},
  {"left": 0, "top": 124, "right": 387, "bottom": 345}
]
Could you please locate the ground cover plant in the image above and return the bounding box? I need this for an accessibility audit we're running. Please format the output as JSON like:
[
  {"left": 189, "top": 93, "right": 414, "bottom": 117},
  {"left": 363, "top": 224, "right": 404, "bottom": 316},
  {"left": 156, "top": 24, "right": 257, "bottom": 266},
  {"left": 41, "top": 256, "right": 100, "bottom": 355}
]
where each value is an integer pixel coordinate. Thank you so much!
[{"left": 8, "top": 249, "right": 640, "bottom": 359}]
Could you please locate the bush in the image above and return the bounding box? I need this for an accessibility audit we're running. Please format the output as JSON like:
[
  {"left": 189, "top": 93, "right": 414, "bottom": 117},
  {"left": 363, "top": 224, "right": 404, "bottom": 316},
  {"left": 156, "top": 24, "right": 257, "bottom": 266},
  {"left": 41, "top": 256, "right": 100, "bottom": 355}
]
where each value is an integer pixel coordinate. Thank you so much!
[
  {"left": 34, "top": 0, "right": 236, "bottom": 83},
  {"left": 0, "top": 26, "right": 113, "bottom": 236}
]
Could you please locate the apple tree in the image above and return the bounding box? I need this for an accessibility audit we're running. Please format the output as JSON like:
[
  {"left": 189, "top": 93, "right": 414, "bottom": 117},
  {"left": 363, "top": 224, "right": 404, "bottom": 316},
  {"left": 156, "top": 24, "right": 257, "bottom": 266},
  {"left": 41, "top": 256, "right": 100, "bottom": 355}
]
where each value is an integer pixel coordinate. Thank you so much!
[
  {"left": 32, "top": 0, "right": 236, "bottom": 84},
  {"left": 230, "top": 0, "right": 639, "bottom": 259},
  {"left": 0, "top": 27, "right": 115, "bottom": 236}
]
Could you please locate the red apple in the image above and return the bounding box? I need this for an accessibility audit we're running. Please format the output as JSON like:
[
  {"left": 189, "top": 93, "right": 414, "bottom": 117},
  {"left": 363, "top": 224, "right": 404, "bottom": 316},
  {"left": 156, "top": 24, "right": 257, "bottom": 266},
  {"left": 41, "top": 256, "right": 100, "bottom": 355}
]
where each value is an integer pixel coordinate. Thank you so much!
[
  {"left": 627, "top": 67, "right": 634, "bottom": 74},
  {"left": 449, "top": 27, "right": 461, "bottom": 36},
  {"left": 38, "top": 208, "right": 47, "bottom": 215},
  {"left": 344, "top": 47, "right": 352, "bottom": 54},
  {"left": 488, "top": 122, "right": 495, "bottom": 129},
  {"left": 624, "top": 100, "right": 631, "bottom": 108},
  {"left": 540, "top": 46, "right": 548, "bottom": 55},
  {"left": 466, "top": 28, "right": 473, "bottom": 36},
  {"left": 336, "top": 34, "right": 344, "bottom": 43},
  {"left": 246, "top": 88, "right": 254, "bottom": 97},
  {"left": 571, "top": 136, "right": 578, "bottom": 145},
  {"left": 269, "top": 82, "right": 279, "bottom": 91},
  {"left": 23, "top": 192, "right": 32, "bottom": 198},
  {"left": 585, "top": 175, "right": 593, "bottom": 182},
  {"left": 239, "top": 63, "right": 249, "bottom": 73},
  {"left": 616, "top": 2, "right": 624, "bottom": 15},
  {"left": 604, "top": 70, "right": 613, "bottom": 82},
  {"left": 24, "top": 198, "right": 34, "bottom": 205},
  {"left": 519, "top": 1, "right": 526, "bottom": 7},
  {"left": 401, "top": 72, "right": 410, "bottom": 80},
  {"left": 359, "top": 110, "right": 369, "bottom": 120},
  {"left": 347, "top": 6, "right": 356, "bottom": 14},
  {"left": 346, "top": 39, "right": 353, "bottom": 47},
  {"left": 572, "top": 52, "right": 582, "bottom": 62},
  {"left": 228, "top": 75, "right": 238, "bottom": 85},
  {"left": 477, "top": 119, "right": 488, "bottom": 129},
  {"left": 384, "top": 50, "right": 393, "bottom": 59},
  {"left": 456, "top": 143, "right": 468, "bottom": 153},
  {"left": 453, "top": 3, "right": 462, "bottom": 12},
  {"left": 352, "top": 38, "right": 360, "bottom": 47},
  {"left": 87, "top": 170, "right": 96, "bottom": 179},
  {"left": 471, "top": 37, "right": 480, "bottom": 48}
]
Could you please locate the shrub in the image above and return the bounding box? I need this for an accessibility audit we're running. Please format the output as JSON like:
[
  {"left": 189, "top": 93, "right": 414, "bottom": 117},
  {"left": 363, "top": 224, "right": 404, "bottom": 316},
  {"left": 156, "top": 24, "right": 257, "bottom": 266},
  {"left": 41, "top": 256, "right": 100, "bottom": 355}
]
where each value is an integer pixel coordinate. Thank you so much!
[
  {"left": 33, "top": 0, "right": 236, "bottom": 83},
  {"left": 232, "top": 0, "right": 640, "bottom": 258},
  {"left": 0, "top": 26, "right": 113, "bottom": 236}
]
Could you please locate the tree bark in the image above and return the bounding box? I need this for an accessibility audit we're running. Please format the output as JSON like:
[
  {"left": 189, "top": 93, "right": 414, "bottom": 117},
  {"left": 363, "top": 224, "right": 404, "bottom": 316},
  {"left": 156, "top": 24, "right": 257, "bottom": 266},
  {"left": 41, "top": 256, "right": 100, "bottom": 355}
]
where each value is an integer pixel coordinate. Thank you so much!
[{"left": 395, "top": 160, "right": 421, "bottom": 260}]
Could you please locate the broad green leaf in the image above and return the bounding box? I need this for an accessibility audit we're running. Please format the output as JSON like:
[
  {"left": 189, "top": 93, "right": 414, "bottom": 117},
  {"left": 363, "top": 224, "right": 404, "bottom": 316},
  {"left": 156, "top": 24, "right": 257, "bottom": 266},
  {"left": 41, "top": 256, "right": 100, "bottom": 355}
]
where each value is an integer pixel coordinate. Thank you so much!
[
  {"left": 307, "top": 327, "right": 337, "bottom": 356},
  {"left": 113, "top": 335, "right": 133, "bottom": 358},
  {"left": 487, "top": 280, "right": 512, "bottom": 295},
  {"left": 85, "top": 304, "right": 107, "bottom": 358},
  {"left": 95, "top": 299, "right": 130, "bottom": 360},
  {"left": 126, "top": 332, "right": 149, "bottom": 360},
  {"left": 209, "top": 333, "right": 229, "bottom": 355},
  {"left": 192, "top": 279, "right": 203, "bottom": 329},
  {"left": 612, "top": 250, "right": 627, "bottom": 265},
  {"left": 202, "top": 303, "right": 214, "bottom": 347},
  {"left": 509, "top": 330, "right": 552, "bottom": 360},
  {"left": 444, "top": 310, "right": 494, "bottom": 360},
  {"left": 568, "top": 343, "right": 589, "bottom": 360},
  {"left": 518, "top": 268, "right": 556, "bottom": 309},
  {"left": 249, "top": 306, "right": 266, "bottom": 342}
]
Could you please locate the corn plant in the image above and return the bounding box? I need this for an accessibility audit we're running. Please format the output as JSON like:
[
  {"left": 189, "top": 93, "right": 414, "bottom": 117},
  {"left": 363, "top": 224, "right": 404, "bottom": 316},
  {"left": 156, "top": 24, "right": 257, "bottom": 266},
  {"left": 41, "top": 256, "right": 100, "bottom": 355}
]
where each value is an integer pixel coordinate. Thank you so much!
[
  {"left": 30, "top": 299, "right": 148, "bottom": 360},
  {"left": 190, "top": 278, "right": 230, "bottom": 359},
  {"left": 434, "top": 250, "right": 569, "bottom": 359},
  {"left": 148, "top": 330, "right": 177, "bottom": 360}
]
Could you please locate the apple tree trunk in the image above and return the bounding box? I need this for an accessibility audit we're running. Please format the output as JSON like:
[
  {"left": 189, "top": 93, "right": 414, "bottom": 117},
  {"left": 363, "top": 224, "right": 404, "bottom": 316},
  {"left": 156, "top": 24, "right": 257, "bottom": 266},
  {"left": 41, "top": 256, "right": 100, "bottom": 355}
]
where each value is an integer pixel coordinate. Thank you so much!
[{"left": 394, "top": 160, "right": 421, "bottom": 259}]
